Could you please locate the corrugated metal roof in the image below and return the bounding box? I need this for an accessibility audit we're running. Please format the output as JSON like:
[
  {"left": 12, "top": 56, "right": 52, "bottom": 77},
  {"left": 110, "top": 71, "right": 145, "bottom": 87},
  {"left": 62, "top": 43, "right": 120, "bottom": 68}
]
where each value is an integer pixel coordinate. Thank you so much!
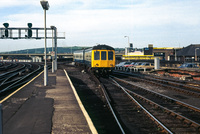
[{"left": 176, "top": 44, "right": 200, "bottom": 56}]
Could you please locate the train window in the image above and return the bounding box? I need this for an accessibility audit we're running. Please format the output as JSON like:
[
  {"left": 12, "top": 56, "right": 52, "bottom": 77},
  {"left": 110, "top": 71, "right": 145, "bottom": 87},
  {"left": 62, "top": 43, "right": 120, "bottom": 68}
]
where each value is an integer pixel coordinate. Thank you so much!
[
  {"left": 94, "top": 51, "right": 100, "bottom": 60},
  {"left": 101, "top": 51, "right": 107, "bottom": 60},
  {"left": 108, "top": 51, "right": 113, "bottom": 60}
]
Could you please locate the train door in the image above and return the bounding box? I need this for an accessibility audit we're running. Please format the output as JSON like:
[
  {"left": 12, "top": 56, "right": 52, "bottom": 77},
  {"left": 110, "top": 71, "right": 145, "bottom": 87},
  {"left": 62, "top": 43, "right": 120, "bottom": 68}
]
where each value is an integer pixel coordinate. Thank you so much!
[
  {"left": 108, "top": 50, "right": 115, "bottom": 67},
  {"left": 100, "top": 51, "right": 107, "bottom": 67},
  {"left": 100, "top": 50, "right": 115, "bottom": 67},
  {"left": 92, "top": 50, "right": 101, "bottom": 67}
]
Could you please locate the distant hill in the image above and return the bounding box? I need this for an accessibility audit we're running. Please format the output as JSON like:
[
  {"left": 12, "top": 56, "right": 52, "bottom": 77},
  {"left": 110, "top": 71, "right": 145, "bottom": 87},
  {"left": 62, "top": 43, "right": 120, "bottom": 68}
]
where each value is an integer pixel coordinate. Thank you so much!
[
  {"left": 0, "top": 46, "right": 125, "bottom": 54},
  {"left": 0, "top": 46, "right": 89, "bottom": 54}
]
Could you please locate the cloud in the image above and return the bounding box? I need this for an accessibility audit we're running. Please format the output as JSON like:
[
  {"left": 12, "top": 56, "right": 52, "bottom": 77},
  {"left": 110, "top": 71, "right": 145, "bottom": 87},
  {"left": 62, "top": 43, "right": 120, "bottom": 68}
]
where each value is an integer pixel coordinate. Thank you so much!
[
  {"left": 1, "top": 0, "right": 200, "bottom": 51},
  {"left": 3, "top": 0, "right": 200, "bottom": 27},
  {"left": 0, "top": 0, "right": 38, "bottom": 8}
]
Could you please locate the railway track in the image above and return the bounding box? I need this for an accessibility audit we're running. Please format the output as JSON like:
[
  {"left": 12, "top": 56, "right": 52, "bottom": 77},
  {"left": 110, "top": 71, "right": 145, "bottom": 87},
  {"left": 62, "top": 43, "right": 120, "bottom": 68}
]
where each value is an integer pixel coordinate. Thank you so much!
[
  {"left": 0, "top": 63, "right": 18, "bottom": 72},
  {"left": 98, "top": 76, "right": 168, "bottom": 133},
  {"left": 66, "top": 64, "right": 165, "bottom": 133},
  {"left": 64, "top": 64, "right": 200, "bottom": 133},
  {"left": 113, "top": 71, "right": 200, "bottom": 97},
  {"left": 105, "top": 73, "right": 200, "bottom": 133},
  {"left": 149, "top": 72, "right": 200, "bottom": 87},
  {"left": 0, "top": 63, "right": 44, "bottom": 95},
  {"left": 91, "top": 74, "right": 126, "bottom": 134},
  {"left": 0, "top": 63, "right": 27, "bottom": 83}
]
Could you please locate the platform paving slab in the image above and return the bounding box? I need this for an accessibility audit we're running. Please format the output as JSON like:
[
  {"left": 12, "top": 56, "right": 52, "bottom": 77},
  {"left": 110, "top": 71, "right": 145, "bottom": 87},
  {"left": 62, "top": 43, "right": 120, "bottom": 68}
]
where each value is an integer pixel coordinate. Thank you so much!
[
  {"left": 3, "top": 98, "right": 53, "bottom": 134},
  {"left": 46, "top": 70, "right": 92, "bottom": 134},
  {"left": 2, "top": 69, "right": 92, "bottom": 134}
]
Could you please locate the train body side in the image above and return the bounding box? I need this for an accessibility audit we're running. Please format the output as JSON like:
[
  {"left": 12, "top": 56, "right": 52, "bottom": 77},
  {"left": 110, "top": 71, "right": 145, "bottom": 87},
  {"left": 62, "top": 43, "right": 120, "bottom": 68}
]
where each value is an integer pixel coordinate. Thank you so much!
[
  {"left": 73, "top": 49, "right": 85, "bottom": 64},
  {"left": 84, "top": 48, "right": 92, "bottom": 67}
]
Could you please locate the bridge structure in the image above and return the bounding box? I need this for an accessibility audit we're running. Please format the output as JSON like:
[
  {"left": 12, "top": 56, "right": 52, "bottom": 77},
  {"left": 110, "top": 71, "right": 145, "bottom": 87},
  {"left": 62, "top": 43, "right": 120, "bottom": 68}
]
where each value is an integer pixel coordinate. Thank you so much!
[
  {"left": 0, "top": 53, "right": 73, "bottom": 58},
  {"left": 0, "top": 53, "right": 123, "bottom": 61}
]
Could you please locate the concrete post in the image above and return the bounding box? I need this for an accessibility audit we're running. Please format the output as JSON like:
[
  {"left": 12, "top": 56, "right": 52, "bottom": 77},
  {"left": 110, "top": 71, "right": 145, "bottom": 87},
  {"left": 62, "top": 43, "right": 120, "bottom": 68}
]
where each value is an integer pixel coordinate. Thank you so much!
[
  {"left": 51, "top": 26, "right": 55, "bottom": 73},
  {"left": 32, "top": 57, "right": 36, "bottom": 62},
  {"left": 44, "top": 65, "right": 48, "bottom": 86},
  {"left": 54, "top": 27, "right": 57, "bottom": 70},
  {"left": 52, "top": 60, "right": 55, "bottom": 73},
  {"left": 154, "top": 57, "right": 160, "bottom": 70}
]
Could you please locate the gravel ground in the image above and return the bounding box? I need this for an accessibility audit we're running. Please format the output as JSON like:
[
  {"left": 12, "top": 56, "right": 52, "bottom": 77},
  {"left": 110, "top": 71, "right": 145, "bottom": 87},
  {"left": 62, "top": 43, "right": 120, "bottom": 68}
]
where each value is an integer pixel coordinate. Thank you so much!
[
  {"left": 62, "top": 64, "right": 122, "bottom": 134},
  {"left": 140, "top": 72, "right": 200, "bottom": 108}
]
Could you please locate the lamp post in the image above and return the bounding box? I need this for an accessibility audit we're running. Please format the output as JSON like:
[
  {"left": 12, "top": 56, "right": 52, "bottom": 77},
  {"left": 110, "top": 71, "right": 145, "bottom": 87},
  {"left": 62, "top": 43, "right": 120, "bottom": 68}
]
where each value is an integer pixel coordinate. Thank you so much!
[
  {"left": 195, "top": 48, "right": 199, "bottom": 61},
  {"left": 40, "top": 0, "right": 49, "bottom": 86},
  {"left": 124, "top": 36, "right": 130, "bottom": 62},
  {"left": 51, "top": 26, "right": 55, "bottom": 73}
]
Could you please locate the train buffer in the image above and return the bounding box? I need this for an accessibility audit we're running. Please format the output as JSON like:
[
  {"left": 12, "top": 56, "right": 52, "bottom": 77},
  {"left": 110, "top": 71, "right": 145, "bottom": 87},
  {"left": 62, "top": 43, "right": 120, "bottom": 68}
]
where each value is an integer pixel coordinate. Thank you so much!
[{"left": 2, "top": 69, "right": 96, "bottom": 134}]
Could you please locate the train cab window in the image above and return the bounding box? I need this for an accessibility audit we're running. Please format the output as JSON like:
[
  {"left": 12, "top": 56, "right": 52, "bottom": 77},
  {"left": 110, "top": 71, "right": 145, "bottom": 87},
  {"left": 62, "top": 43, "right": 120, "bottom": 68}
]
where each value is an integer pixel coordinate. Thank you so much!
[
  {"left": 94, "top": 51, "right": 100, "bottom": 60},
  {"left": 108, "top": 51, "right": 113, "bottom": 60},
  {"left": 101, "top": 51, "right": 107, "bottom": 60}
]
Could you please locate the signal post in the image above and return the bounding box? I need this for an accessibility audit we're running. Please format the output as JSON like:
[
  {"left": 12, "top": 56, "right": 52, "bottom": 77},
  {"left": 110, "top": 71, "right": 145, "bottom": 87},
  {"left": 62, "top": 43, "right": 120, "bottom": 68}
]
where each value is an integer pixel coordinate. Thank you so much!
[{"left": 0, "top": 23, "right": 65, "bottom": 86}]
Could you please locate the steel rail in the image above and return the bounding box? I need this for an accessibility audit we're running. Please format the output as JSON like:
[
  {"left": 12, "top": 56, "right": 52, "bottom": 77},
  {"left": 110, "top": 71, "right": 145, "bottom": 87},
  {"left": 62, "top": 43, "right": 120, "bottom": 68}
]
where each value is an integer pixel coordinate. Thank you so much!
[
  {"left": 111, "top": 75, "right": 200, "bottom": 113},
  {"left": 141, "top": 75, "right": 200, "bottom": 92},
  {"left": 115, "top": 70, "right": 200, "bottom": 92},
  {"left": 0, "top": 71, "right": 24, "bottom": 86},
  {"left": 127, "top": 88, "right": 200, "bottom": 128},
  {"left": 0, "top": 63, "right": 12, "bottom": 71},
  {"left": 1, "top": 77, "right": 22, "bottom": 86},
  {"left": 0, "top": 63, "right": 32, "bottom": 86},
  {"left": 111, "top": 75, "right": 200, "bottom": 128},
  {"left": 0, "top": 64, "right": 43, "bottom": 93},
  {"left": 109, "top": 77, "right": 173, "bottom": 134},
  {"left": 0, "top": 63, "right": 18, "bottom": 71},
  {"left": 0, "top": 63, "right": 25, "bottom": 80},
  {"left": 100, "top": 82, "right": 125, "bottom": 134},
  {"left": 146, "top": 73, "right": 200, "bottom": 87},
  {"left": 0, "top": 65, "right": 26, "bottom": 85},
  {"left": 114, "top": 71, "right": 200, "bottom": 97},
  {"left": 9, "top": 65, "right": 50, "bottom": 90},
  {"left": 91, "top": 74, "right": 125, "bottom": 134}
]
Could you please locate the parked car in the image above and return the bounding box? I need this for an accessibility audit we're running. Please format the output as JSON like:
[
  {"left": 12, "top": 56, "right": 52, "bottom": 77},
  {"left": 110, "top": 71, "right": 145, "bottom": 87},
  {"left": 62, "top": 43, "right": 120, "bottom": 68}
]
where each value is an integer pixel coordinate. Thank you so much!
[
  {"left": 116, "top": 62, "right": 131, "bottom": 67},
  {"left": 178, "top": 63, "right": 198, "bottom": 68},
  {"left": 124, "top": 62, "right": 135, "bottom": 67},
  {"left": 140, "top": 62, "right": 154, "bottom": 67},
  {"left": 132, "top": 62, "right": 142, "bottom": 67},
  {"left": 115, "top": 62, "right": 125, "bottom": 67}
]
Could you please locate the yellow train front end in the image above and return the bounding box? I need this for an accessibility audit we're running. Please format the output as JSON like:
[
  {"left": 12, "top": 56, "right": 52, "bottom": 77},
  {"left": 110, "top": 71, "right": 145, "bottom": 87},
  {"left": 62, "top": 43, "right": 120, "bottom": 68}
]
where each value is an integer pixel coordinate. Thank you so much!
[{"left": 91, "top": 45, "right": 115, "bottom": 75}]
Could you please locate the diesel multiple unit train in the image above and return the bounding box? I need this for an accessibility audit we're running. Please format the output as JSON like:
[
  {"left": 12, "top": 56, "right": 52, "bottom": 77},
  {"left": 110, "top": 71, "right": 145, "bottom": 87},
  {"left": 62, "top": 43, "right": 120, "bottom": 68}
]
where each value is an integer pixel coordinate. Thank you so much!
[{"left": 74, "top": 44, "right": 115, "bottom": 75}]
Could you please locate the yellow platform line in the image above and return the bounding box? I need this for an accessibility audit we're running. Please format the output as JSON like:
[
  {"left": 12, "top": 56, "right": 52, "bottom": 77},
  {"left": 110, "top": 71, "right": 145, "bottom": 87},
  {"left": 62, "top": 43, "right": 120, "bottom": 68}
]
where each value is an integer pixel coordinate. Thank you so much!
[
  {"left": 64, "top": 69, "right": 98, "bottom": 134},
  {"left": 0, "top": 71, "right": 44, "bottom": 104}
]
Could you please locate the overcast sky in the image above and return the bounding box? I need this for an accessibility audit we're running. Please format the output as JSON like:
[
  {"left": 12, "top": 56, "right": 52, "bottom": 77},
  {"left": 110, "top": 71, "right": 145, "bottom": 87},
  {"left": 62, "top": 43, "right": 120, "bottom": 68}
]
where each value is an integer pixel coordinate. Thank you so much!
[{"left": 0, "top": 0, "right": 200, "bottom": 52}]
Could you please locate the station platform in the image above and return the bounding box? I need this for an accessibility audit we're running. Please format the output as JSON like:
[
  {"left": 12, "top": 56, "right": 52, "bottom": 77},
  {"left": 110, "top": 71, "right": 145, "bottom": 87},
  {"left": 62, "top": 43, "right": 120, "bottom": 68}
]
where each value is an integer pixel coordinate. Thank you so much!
[{"left": 1, "top": 68, "right": 97, "bottom": 134}]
